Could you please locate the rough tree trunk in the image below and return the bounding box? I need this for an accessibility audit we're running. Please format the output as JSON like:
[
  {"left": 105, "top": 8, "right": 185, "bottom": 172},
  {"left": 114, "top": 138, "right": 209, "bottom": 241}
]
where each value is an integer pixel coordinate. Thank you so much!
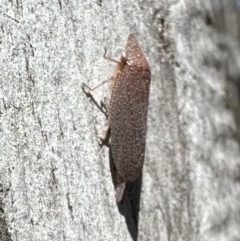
[{"left": 0, "top": 0, "right": 240, "bottom": 241}]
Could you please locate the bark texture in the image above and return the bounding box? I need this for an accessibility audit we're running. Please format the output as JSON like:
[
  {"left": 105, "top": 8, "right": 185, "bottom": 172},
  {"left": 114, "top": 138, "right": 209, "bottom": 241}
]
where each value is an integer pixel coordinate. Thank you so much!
[{"left": 0, "top": 0, "right": 240, "bottom": 240}]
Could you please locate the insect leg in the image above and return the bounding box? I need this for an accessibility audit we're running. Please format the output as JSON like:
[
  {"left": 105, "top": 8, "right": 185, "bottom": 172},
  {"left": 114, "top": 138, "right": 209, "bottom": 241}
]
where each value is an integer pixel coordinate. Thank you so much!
[
  {"left": 82, "top": 78, "right": 112, "bottom": 144},
  {"left": 115, "top": 182, "right": 126, "bottom": 203},
  {"left": 97, "top": 118, "right": 110, "bottom": 145},
  {"left": 103, "top": 47, "right": 121, "bottom": 64},
  {"left": 82, "top": 77, "right": 111, "bottom": 94}
]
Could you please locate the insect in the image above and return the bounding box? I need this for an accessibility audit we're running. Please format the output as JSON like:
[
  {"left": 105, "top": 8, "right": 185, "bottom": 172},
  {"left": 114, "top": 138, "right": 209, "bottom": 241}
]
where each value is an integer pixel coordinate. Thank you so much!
[{"left": 82, "top": 34, "right": 151, "bottom": 202}]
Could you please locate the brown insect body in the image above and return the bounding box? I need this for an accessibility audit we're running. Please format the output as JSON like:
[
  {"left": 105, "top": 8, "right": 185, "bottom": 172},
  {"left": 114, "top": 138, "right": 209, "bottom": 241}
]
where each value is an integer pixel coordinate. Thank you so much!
[
  {"left": 109, "top": 35, "right": 151, "bottom": 201},
  {"left": 83, "top": 34, "right": 151, "bottom": 202}
]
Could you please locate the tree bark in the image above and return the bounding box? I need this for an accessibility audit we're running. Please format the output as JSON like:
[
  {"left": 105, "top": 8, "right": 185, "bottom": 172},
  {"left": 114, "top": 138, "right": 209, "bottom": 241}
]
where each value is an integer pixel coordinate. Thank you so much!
[{"left": 0, "top": 0, "right": 240, "bottom": 240}]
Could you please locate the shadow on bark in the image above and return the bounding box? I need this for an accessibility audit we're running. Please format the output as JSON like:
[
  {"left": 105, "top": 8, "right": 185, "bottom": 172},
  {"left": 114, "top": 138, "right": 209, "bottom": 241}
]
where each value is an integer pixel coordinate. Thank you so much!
[
  {"left": 109, "top": 147, "right": 142, "bottom": 241},
  {"left": 82, "top": 89, "right": 142, "bottom": 240},
  {"left": 0, "top": 184, "right": 12, "bottom": 241},
  {"left": 99, "top": 127, "right": 142, "bottom": 241}
]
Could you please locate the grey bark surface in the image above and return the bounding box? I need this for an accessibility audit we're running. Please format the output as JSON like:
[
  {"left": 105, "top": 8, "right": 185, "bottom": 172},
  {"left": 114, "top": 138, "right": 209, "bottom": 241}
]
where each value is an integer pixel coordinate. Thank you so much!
[{"left": 0, "top": 0, "right": 240, "bottom": 241}]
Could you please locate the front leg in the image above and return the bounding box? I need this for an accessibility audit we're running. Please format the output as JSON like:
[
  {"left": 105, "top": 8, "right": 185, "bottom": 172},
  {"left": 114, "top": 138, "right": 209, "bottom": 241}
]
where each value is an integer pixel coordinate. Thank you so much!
[
  {"left": 98, "top": 118, "right": 111, "bottom": 145},
  {"left": 82, "top": 79, "right": 112, "bottom": 145}
]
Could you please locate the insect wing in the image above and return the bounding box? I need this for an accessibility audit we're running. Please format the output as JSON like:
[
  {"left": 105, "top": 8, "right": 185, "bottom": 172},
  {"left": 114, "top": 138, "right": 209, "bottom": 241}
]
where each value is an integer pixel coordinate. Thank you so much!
[{"left": 110, "top": 66, "right": 150, "bottom": 181}]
